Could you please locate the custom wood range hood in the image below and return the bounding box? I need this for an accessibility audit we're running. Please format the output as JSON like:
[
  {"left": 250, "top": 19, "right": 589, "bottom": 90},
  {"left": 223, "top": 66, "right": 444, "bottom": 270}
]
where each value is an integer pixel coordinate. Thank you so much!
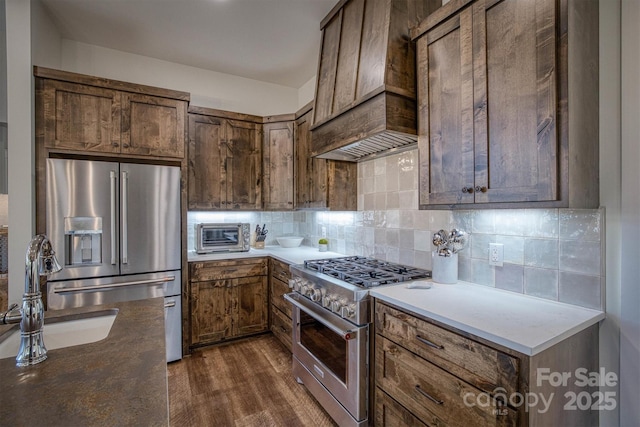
[{"left": 310, "top": 0, "right": 441, "bottom": 162}]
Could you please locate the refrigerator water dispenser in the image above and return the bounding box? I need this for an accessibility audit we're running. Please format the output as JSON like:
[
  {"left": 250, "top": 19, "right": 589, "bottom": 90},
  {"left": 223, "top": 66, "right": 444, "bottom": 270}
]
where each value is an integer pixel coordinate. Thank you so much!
[{"left": 64, "top": 217, "right": 103, "bottom": 265}]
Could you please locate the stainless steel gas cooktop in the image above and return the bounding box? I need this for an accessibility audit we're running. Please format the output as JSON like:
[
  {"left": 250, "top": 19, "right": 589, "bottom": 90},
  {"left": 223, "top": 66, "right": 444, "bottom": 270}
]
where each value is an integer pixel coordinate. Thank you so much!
[{"left": 303, "top": 256, "right": 431, "bottom": 288}]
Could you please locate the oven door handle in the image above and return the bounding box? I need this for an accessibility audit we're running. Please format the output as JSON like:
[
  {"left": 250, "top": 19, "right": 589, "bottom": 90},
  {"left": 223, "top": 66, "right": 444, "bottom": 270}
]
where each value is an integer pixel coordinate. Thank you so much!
[{"left": 284, "top": 293, "right": 359, "bottom": 341}]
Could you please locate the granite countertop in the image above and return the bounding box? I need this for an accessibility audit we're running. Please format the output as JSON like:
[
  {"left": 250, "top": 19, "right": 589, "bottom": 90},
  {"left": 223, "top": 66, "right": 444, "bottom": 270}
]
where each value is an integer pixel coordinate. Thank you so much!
[
  {"left": 370, "top": 280, "right": 605, "bottom": 356},
  {"left": 0, "top": 298, "right": 168, "bottom": 426},
  {"left": 188, "top": 245, "right": 347, "bottom": 265}
]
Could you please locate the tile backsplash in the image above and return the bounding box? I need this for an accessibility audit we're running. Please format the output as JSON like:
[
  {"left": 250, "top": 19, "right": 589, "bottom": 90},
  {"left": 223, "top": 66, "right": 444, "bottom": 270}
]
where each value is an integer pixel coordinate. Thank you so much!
[{"left": 187, "top": 149, "right": 604, "bottom": 311}]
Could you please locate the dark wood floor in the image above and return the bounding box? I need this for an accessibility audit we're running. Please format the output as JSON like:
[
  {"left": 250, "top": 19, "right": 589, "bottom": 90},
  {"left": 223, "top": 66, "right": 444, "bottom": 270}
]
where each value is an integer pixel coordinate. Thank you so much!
[{"left": 168, "top": 334, "right": 338, "bottom": 426}]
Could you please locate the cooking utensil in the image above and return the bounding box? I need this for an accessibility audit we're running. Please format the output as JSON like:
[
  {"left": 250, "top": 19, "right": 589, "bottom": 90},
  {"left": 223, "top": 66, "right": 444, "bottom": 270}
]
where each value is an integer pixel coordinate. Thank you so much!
[
  {"left": 432, "top": 229, "right": 448, "bottom": 250},
  {"left": 449, "top": 229, "right": 468, "bottom": 253}
]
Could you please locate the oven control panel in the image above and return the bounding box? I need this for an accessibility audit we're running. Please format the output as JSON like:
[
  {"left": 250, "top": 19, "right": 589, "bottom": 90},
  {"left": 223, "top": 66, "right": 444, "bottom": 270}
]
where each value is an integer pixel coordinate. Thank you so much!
[{"left": 289, "top": 277, "right": 361, "bottom": 323}]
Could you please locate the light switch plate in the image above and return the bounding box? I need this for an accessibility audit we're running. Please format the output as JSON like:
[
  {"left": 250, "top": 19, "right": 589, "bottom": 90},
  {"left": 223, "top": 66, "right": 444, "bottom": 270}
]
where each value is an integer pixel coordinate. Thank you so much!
[{"left": 489, "top": 243, "right": 504, "bottom": 266}]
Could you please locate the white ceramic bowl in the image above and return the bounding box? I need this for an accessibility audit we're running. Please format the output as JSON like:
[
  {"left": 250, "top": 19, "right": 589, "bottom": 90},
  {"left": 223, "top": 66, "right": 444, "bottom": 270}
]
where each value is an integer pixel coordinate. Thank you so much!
[{"left": 277, "top": 236, "right": 304, "bottom": 248}]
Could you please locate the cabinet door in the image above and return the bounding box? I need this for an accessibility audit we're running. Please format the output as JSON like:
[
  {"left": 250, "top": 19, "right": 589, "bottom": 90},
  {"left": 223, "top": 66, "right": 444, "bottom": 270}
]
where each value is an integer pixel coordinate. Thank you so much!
[
  {"left": 225, "top": 120, "right": 262, "bottom": 210},
  {"left": 188, "top": 114, "right": 226, "bottom": 209},
  {"left": 41, "top": 80, "right": 121, "bottom": 153},
  {"left": 472, "top": 0, "right": 558, "bottom": 203},
  {"left": 263, "top": 121, "right": 294, "bottom": 210},
  {"left": 235, "top": 275, "right": 268, "bottom": 337},
  {"left": 417, "top": 9, "right": 475, "bottom": 206},
  {"left": 327, "top": 161, "right": 357, "bottom": 211},
  {"left": 295, "top": 109, "right": 328, "bottom": 209},
  {"left": 121, "top": 93, "right": 186, "bottom": 158},
  {"left": 375, "top": 388, "right": 428, "bottom": 427},
  {"left": 190, "top": 280, "right": 233, "bottom": 345}
]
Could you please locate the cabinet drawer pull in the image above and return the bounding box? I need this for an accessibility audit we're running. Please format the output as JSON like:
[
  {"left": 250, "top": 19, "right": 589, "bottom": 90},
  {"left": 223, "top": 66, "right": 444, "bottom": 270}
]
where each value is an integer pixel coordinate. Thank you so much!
[
  {"left": 415, "top": 385, "right": 444, "bottom": 405},
  {"left": 416, "top": 335, "right": 444, "bottom": 350},
  {"left": 475, "top": 185, "right": 488, "bottom": 193},
  {"left": 279, "top": 326, "right": 287, "bottom": 333},
  {"left": 462, "top": 186, "right": 474, "bottom": 194}
]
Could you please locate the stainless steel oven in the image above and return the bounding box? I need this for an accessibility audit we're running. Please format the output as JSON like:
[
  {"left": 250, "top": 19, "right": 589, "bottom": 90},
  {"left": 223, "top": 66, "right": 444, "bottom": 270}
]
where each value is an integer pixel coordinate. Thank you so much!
[
  {"left": 286, "top": 257, "right": 431, "bottom": 427},
  {"left": 285, "top": 292, "right": 368, "bottom": 427},
  {"left": 195, "top": 223, "right": 250, "bottom": 254}
]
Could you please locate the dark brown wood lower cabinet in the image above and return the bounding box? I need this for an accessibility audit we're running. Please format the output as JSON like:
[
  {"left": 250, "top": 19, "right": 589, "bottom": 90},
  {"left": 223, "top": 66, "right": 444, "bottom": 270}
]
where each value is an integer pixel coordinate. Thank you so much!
[
  {"left": 374, "top": 300, "right": 599, "bottom": 427},
  {"left": 375, "top": 388, "right": 428, "bottom": 427},
  {"left": 189, "top": 259, "right": 268, "bottom": 349},
  {"left": 269, "top": 258, "right": 293, "bottom": 352}
]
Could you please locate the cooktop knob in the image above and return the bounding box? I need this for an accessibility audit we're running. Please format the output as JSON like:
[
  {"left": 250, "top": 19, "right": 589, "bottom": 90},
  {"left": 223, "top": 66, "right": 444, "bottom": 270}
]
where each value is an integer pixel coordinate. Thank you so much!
[
  {"left": 321, "top": 295, "right": 335, "bottom": 309},
  {"left": 310, "top": 288, "right": 323, "bottom": 302},
  {"left": 340, "top": 304, "right": 356, "bottom": 319},
  {"left": 300, "top": 284, "right": 311, "bottom": 296},
  {"left": 330, "top": 300, "right": 343, "bottom": 314},
  {"left": 291, "top": 278, "right": 304, "bottom": 292}
]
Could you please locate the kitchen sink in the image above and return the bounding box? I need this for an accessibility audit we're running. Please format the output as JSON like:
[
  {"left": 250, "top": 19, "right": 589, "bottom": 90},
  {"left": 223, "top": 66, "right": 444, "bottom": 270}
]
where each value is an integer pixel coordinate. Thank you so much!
[{"left": 0, "top": 309, "right": 118, "bottom": 360}]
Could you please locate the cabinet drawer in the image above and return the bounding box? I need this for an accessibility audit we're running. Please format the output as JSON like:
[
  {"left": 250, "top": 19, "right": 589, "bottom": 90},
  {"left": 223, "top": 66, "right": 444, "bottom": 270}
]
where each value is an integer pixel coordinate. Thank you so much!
[
  {"left": 375, "top": 388, "right": 428, "bottom": 427},
  {"left": 376, "top": 336, "right": 517, "bottom": 427},
  {"left": 270, "top": 276, "right": 292, "bottom": 318},
  {"left": 190, "top": 258, "right": 268, "bottom": 281},
  {"left": 375, "top": 302, "right": 519, "bottom": 397},
  {"left": 270, "top": 258, "right": 291, "bottom": 282},
  {"left": 271, "top": 306, "right": 292, "bottom": 352}
]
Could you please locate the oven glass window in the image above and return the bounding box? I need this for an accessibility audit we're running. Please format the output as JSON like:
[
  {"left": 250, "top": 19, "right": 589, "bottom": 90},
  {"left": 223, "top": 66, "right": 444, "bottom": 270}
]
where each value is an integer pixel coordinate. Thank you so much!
[{"left": 299, "top": 311, "right": 347, "bottom": 383}]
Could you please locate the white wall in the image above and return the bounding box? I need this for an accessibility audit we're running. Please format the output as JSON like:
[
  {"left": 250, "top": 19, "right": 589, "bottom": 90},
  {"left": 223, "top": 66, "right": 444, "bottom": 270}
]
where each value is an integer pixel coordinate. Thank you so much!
[
  {"left": 6, "top": 0, "right": 33, "bottom": 303},
  {"left": 58, "top": 40, "right": 299, "bottom": 117},
  {"left": 30, "top": 0, "right": 61, "bottom": 69},
  {"left": 297, "top": 76, "right": 316, "bottom": 109},
  {"left": 620, "top": 0, "right": 640, "bottom": 423}
]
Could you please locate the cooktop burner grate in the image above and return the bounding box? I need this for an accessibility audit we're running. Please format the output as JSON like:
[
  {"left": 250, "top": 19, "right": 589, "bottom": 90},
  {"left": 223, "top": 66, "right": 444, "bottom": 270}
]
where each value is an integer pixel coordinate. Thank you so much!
[{"left": 304, "top": 256, "right": 431, "bottom": 288}]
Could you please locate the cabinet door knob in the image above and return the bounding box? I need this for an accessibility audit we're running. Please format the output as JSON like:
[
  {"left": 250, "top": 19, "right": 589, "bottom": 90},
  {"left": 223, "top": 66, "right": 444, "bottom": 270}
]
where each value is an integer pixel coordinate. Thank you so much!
[
  {"left": 475, "top": 186, "right": 487, "bottom": 193},
  {"left": 462, "top": 187, "right": 474, "bottom": 194}
]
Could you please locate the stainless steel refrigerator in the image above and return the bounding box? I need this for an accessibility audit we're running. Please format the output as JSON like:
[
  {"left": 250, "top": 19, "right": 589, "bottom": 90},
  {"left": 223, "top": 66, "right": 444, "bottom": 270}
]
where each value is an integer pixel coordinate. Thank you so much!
[{"left": 45, "top": 158, "right": 182, "bottom": 362}]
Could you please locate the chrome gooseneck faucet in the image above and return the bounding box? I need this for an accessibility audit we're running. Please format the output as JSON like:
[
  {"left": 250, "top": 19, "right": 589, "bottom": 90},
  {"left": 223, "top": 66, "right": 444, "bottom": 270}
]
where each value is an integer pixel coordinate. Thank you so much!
[{"left": 0, "top": 234, "right": 63, "bottom": 366}]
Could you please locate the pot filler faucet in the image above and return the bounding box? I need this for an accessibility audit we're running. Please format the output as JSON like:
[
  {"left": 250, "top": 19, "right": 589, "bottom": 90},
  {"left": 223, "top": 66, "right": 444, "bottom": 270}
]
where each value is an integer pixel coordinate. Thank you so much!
[{"left": 0, "top": 234, "right": 63, "bottom": 366}]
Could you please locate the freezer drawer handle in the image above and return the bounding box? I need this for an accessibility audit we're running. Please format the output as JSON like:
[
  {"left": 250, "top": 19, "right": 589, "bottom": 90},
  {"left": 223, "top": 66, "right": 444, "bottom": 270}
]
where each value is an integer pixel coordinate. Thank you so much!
[
  {"left": 164, "top": 300, "right": 177, "bottom": 308},
  {"left": 52, "top": 276, "right": 176, "bottom": 294}
]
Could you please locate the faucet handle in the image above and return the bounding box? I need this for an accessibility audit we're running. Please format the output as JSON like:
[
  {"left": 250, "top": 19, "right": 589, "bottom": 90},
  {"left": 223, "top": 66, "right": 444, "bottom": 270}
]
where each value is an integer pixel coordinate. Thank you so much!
[{"left": 1, "top": 303, "right": 19, "bottom": 324}]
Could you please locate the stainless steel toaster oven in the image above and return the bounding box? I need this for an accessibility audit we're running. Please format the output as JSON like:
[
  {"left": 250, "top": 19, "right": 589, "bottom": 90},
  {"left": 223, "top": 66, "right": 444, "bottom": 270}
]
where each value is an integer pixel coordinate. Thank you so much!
[{"left": 195, "top": 223, "right": 250, "bottom": 254}]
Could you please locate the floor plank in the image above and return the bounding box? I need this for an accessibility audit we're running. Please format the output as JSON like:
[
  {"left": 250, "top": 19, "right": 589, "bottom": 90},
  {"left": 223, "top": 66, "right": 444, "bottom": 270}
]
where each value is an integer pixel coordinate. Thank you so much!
[{"left": 168, "top": 334, "right": 338, "bottom": 427}]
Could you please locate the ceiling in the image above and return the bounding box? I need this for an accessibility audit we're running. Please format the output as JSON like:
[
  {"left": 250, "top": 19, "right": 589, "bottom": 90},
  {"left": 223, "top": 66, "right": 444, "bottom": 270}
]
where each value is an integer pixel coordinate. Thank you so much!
[{"left": 39, "top": 0, "right": 337, "bottom": 88}]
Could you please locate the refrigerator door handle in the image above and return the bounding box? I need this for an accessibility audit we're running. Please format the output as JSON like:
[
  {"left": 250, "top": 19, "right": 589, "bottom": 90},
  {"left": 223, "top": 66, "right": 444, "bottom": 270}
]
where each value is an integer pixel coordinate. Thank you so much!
[
  {"left": 110, "top": 170, "right": 117, "bottom": 265},
  {"left": 121, "top": 170, "right": 129, "bottom": 264},
  {"left": 52, "top": 275, "right": 176, "bottom": 294}
]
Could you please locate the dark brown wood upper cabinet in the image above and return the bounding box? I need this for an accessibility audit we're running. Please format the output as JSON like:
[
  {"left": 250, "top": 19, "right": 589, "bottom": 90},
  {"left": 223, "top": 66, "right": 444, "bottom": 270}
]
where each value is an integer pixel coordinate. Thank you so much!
[
  {"left": 262, "top": 118, "right": 295, "bottom": 211},
  {"left": 41, "top": 79, "right": 122, "bottom": 154},
  {"left": 188, "top": 107, "right": 262, "bottom": 210},
  {"left": 310, "top": 0, "right": 441, "bottom": 162},
  {"left": 414, "top": 0, "right": 599, "bottom": 209},
  {"left": 121, "top": 93, "right": 186, "bottom": 158},
  {"left": 36, "top": 67, "right": 188, "bottom": 160},
  {"left": 294, "top": 104, "right": 357, "bottom": 211}
]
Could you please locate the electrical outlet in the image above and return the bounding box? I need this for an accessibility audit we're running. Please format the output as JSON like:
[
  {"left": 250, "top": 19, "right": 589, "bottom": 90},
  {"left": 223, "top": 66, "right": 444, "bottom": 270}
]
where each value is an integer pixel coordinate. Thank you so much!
[
  {"left": 489, "top": 243, "right": 504, "bottom": 266},
  {"left": 321, "top": 226, "right": 327, "bottom": 238}
]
